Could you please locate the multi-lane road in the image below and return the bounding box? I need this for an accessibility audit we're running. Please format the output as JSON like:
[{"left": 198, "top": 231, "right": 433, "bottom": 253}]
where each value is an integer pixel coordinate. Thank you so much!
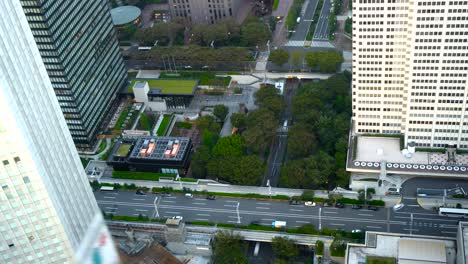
[
  {"left": 313, "top": 0, "right": 332, "bottom": 40},
  {"left": 95, "top": 191, "right": 459, "bottom": 238}
]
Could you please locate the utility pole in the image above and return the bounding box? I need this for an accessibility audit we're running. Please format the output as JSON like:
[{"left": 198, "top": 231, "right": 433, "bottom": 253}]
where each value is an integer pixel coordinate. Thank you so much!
[
  {"left": 319, "top": 207, "right": 322, "bottom": 231},
  {"left": 153, "top": 197, "right": 160, "bottom": 218},
  {"left": 410, "top": 213, "right": 413, "bottom": 235},
  {"left": 236, "top": 202, "right": 241, "bottom": 224},
  {"left": 267, "top": 180, "right": 271, "bottom": 198}
]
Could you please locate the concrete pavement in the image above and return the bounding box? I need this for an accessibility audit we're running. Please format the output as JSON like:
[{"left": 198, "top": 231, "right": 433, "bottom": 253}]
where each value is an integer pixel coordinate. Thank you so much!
[
  {"left": 289, "top": 0, "right": 319, "bottom": 42},
  {"left": 95, "top": 191, "right": 460, "bottom": 238}
]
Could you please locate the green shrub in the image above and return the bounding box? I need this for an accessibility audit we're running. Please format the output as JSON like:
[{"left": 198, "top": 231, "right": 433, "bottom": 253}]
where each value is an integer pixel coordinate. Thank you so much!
[
  {"left": 176, "top": 122, "right": 192, "bottom": 129},
  {"left": 330, "top": 239, "right": 346, "bottom": 257},
  {"left": 368, "top": 200, "right": 385, "bottom": 206},
  {"left": 156, "top": 114, "right": 173, "bottom": 136},
  {"left": 315, "top": 240, "right": 324, "bottom": 256},
  {"left": 301, "top": 190, "right": 315, "bottom": 201},
  {"left": 112, "top": 171, "right": 176, "bottom": 181},
  {"left": 188, "top": 221, "right": 216, "bottom": 226}
]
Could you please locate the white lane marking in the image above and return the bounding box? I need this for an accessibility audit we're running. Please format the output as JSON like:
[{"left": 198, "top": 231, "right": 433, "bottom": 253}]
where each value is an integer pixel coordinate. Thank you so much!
[
  {"left": 104, "top": 211, "right": 115, "bottom": 214},
  {"left": 323, "top": 211, "right": 338, "bottom": 214},
  {"left": 195, "top": 198, "right": 205, "bottom": 201},
  {"left": 407, "top": 205, "right": 420, "bottom": 207},
  {"left": 228, "top": 220, "right": 241, "bottom": 223},
  {"left": 132, "top": 198, "right": 145, "bottom": 201},
  {"left": 105, "top": 207, "right": 116, "bottom": 210},
  {"left": 358, "top": 214, "right": 373, "bottom": 217},
  {"left": 225, "top": 200, "right": 239, "bottom": 203},
  {"left": 166, "top": 211, "right": 181, "bottom": 214},
  {"left": 196, "top": 214, "right": 211, "bottom": 217},
  {"left": 366, "top": 226, "right": 382, "bottom": 229},
  {"left": 403, "top": 228, "right": 419, "bottom": 231},
  {"left": 104, "top": 192, "right": 118, "bottom": 195},
  {"left": 135, "top": 209, "right": 148, "bottom": 212},
  {"left": 326, "top": 207, "right": 338, "bottom": 210},
  {"left": 165, "top": 196, "right": 177, "bottom": 199},
  {"left": 261, "top": 219, "right": 275, "bottom": 221},
  {"left": 395, "top": 212, "right": 437, "bottom": 217},
  {"left": 133, "top": 213, "right": 146, "bottom": 216},
  {"left": 394, "top": 216, "right": 457, "bottom": 222},
  {"left": 330, "top": 223, "right": 345, "bottom": 226},
  {"left": 193, "top": 202, "right": 206, "bottom": 205},
  {"left": 290, "top": 209, "right": 304, "bottom": 212},
  {"left": 296, "top": 220, "right": 309, "bottom": 223},
  {"left": 228, "top": 216, "right": 242, "bottom": 219},
  {"left": 103, "top": 196, "right": 116, "bottom": 199},
  {"left": 161, "top": 201, "right": 175, "bottom": 203},
  {"left": 256, "top": 202, "right": 271, "bottom": 205},
  {"left": 441, "top": 231, "right": 457, "bottom": 234},
  {"left": 256, "top": 207, "right": 270, "bottom": 210},
  {"left": 224, "top": 205, "right": 237, "bottom": 207},
  {"left": 195, "top": 218, "right": 209, "bottom": 221},
  {"left": 439, "top": 225, "right": 458, "bottom": 229}
]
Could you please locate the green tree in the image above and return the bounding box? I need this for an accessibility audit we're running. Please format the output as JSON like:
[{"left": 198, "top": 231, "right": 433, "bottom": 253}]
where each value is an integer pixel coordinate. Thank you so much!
[
  {"left": 269, "top": 49, "right": 289, "bottom": 67},
  {"left": 328, "top": 193, "right": 343, "bottom": 204},
  {"left": 301, "top": 190, "right": 315, "bottom": 201},
  {"left": 190, "top": 145, "right": 211, "bottom": 178},
  {"left": 287, "top": 123, "right": 317, "bottom": 158},
  {"left": 212, "top": 134, "right": 244, "bottom": 158},
  {"left": 254, "top": 85, "right": 285, "bottom": 118},
  {"left": 243, "top": 109, "right": 278, "bottom": 154},
  {"left": 213, "top": 105, "right": 229, "bottom": 121},
  {"left": 212, "top": 231, "right": 248, "bottom": 264},
  {"left": 241, "top": 17, "right": 271, "bottom": 46},
  {"left": 305, "top": 51, "right": 319, "bottom": 68},
  {"left": 230, "top": 113, "right": 246, "bottom": 128},
  {"left": 202, "top": 130, "right": 218, "bottom": 149},
  {"left": 272, "top": 236, "right": 299, "bottom": 260},
  {"left": 291, "top": 50, "right": 303, "bottom": 69},
  {"left": 319, "top": 51, "right": 344, "bottom": 73},
  {"left": 197, "top": 115, "right": 221, "bottom": 134}
]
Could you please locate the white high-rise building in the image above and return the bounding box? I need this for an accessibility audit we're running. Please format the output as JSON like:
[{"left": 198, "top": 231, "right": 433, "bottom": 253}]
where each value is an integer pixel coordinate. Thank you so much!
[
  {"left": 0, "top": 1, "right": 118, "bottom": 263},
  {"left": 352, "top": 0, "right": 468, "bottom": 149}
]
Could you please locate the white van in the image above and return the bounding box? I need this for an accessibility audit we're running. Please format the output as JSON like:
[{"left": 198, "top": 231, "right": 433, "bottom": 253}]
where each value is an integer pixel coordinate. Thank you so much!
[{"left": 185, "top": 193, "right": 193, "bottom": 198}]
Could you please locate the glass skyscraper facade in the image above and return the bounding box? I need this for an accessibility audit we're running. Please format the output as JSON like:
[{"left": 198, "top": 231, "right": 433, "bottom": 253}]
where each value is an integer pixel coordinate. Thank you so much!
[{"left": 20, "top": 0, "right": 127, "bottom": 148}]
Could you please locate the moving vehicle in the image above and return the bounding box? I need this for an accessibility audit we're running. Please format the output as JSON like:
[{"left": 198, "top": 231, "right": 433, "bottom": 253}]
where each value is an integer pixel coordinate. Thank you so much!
[
  {"left": 185, "top": 193, "right": 193, "bottom": 198},
  {"left": 351, "top": 229, "right": 362, "bottom": 233},
  {"left": 296, "top": 17, "right": 301, "bottom": 23},
  {"left": 289, "top": 199, "right": 301, "bottom": 205},
  {"left": 272, "top": 221, "right": 287, "bottom": 228},
  {"left": 304, "top": 201, "right": 316, "bottom": 207},
  {"left": 352, "top": 204, "right": 362, "bottom": 210},
  {"left": 335, "top": 203, "right": 345, "bottom": 208},
  {"left": 171, "top": 216, "right": 183, "bottom": 220},
  {"left": 393, "top": 203, "right": 405, "bottom": 211},
  {"left": 100, "top": 186, "right": 114, "bottom": 192},
  {"left": 367, "top": 206, "right": 378, "bottom": 211},
  {"left": 206, "top": 195, "right": 216, "bottom": 200},
  {"left": 439, "top": 207, "right": 468, "bottom": 218},
  {"left": 136, "top": 189, "right": 146, "bottom": 195},
  {"left": 137, "top": 46, "right": 152, "bottom": 51}
]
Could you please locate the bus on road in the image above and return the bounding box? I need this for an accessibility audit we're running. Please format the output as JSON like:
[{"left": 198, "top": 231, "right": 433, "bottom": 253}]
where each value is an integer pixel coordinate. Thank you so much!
[
  {"left": 100, "top": 186, "right": 114, "bottom": 192},
  {"left": 438, "top": 207, "right": 468, "bottom": 218}
]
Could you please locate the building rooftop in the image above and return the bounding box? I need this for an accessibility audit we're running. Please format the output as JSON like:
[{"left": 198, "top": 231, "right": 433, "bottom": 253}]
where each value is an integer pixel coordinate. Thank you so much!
[
  {"left": 115, "top": 143, "right": 132, "bottom": 157},
  {"left": 129, "top": 136, "right": 190, "bottom": 161},
  {"left": 348, "top": 136, "right": 468, "bottom": 175},
  {"left": 459, "top": 222, "right": 468, "bottom": 264},
  {"left": 128, "top": 79, "right": 198, "bottom": 95},
  {"left": 133, "top": 81, "right": 147, "bottom": 89},
  {"left": 110, "top": 6, "right": 141, "bottom": 26}
]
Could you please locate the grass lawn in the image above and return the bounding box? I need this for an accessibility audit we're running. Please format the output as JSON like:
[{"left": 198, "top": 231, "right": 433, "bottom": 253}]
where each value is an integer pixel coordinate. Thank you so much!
[
  {"left": 159, "top": 72, "right": 231, "bottom": 86},
  {"left": 156, "top": 114, "right": 172, "bottom": 136},
  {"left": 128, "top": 79, "right": 197, "bottom": 94},
  {"left": 180, "top": 177, "right": 198, "bottom": 182},
  {"left": 115, "top": 144, "right": 132, "bottom": 157},
  {"left": 115, "top": 106, "right": 130, "bottom": 130},
  {"left": 97, "top": 140, "right": 107, "bottom": 154},
  {"left": 112, "top": 171, "right": 176, "bottom": 181},
  {"left": 366, "top": 256, "right": 396, "bottom": 264},
  {"left": 273, "top": 0, "right": 280, "bottom": 9},
  {"left": 176, "top": 122, "right": 192, "bottom": 129},
  {"left": 139, "top": 113, "right": 152, "bottom": 131}
]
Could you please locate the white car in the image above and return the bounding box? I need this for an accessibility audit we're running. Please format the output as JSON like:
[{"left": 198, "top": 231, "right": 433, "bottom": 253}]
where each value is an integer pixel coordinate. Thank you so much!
[
  {"left": 172, "top": 216, "right": 183, "bottom": 220},
  {"left": 393, "top": 203, "right": 405, "bottom": 211},
  {"left": 304, "top": 201, "right": 316, "bottom": 207},
  {"left": 351, "top": 229, "right": 362, "bottom": 233}
]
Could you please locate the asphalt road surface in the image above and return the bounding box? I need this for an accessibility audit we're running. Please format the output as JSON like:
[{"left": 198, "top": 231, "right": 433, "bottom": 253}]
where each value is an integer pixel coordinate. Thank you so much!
[
  {"left": 313, "top": 0, "right": 332, "bottom": 40},
  {"left": 290, "top": 0, "right": 319, "bottom": 41},
  {"left": 263, "top": 81, "right": 297, "bottom": 187},
  {"left": 95, "top": 191, "right": 459, "bottom": 238}
]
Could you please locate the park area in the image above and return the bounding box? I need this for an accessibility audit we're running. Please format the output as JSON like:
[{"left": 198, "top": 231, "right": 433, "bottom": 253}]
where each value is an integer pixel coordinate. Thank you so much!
[{"left": 128, "top": 79, "right": 198, "bottom": 94}]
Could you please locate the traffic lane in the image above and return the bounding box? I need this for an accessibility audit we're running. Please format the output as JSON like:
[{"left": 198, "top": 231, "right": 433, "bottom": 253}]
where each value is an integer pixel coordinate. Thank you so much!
[
  {"left": 95, "top": 190, "right": 158, "bottom": 204},
  {"left": 290, "top": 0, "right": 319, "bottom": 41},
  {"left": 401, "top": 177, "right": 468, "bottom": 197},
  {"left": 313, "top": 0, "right": 331, "bottom": 40},
  {"left": 390, "top": 210, "right": 459, "bottom": 236}
]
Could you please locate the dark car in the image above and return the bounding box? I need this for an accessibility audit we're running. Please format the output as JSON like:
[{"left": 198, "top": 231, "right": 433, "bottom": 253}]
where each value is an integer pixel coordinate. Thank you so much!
[
  {"left": 367, "top": 206, "right": 378, "bottom": 211},
  {"left": 206, "top": 195, "right": 216, "bottom": 200},
  {"left": 161, "top": 192, "right": 171, "bottom": 197},
  {"left": 289, "top": 199, "right": 302, "bottom": 205},
  {"left": 136, "top": 189, "right": 146, "bottom": 195},
  {"left": 250, "top": 221, "right": 261, "bottom": 226},
  {"left": 335, "top": 203, "right": 345, "bottom": 208},
  {"left": 352, "top": 204, "right": 363, "bottom": 210}
]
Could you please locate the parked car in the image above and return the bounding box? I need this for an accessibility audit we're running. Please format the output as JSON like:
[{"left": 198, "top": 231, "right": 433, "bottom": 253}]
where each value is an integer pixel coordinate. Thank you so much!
[
  {"left": 367, "top": 206, "right": 378, "bottom": 211},
  {"left": 171, "top": 216, "right": 183, "bottom": 220},
  {"left": 393, "top": 203, "right": 405, "bottom": 211},
  {"left": 161, "top": 192, "right": 171, "bottom": 197},
  {"left": 289, "top": 199, "right": 302, "bottom": 205},
  {"left": 185, "top": 193, "right": 193, "bottom": 198},
  {"left": 304, "top": 201, "right": 316, "bottom": 207},
  {"left": 136, "top": 189, "right": 146, "bottom": 195},
  {"left": 206, "top": 195, "right": 216, "bottom": 200},
  {"left": 335, "top": 203, "right": 345, "bottom": 208},
  {"left": 352, "top": 204, "right": 363, "bottom": 210}
]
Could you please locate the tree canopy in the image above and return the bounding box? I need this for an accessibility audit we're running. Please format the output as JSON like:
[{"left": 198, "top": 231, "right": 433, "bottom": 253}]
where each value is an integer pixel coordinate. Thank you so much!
[
  {"left": 271, "top": 236, "right": 299, "bottom": 261},
  {"left": 213, "top": 104, "right": 229, "bottom": 121},
  {"left": 212, "top": 231, "right": 248, "bottom": 264},
  {"left": 305, "top": 50, "right": 344, "bottom": 73},
  {"left": 269, "top": 49, "right": 289, "bottom": 66},
  {"left": 212, "top": 134, "right": 244, "bottom": 158},
  {"left": 230, "top": 113, "right": 247, "bottom": 128}
]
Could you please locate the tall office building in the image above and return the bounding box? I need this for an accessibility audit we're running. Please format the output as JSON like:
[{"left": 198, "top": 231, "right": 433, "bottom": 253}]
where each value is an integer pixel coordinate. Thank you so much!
[
  {"left": 169, "top": 0, "right": 243, "bottom": 24},
  {"left": 20, "top": 0, "right": 127, "bottom": 149},
  {"left": 0, "top": 1, "right": 118, "bottom": 263},
  {"left": 352, "top": 0, "right": 468, "bottom": 149}
]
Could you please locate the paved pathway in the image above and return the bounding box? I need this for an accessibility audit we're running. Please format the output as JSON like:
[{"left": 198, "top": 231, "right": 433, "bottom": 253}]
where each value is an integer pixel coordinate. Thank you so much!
[{"left": 80, "top": 138, "right": 112, "bottom": 159}]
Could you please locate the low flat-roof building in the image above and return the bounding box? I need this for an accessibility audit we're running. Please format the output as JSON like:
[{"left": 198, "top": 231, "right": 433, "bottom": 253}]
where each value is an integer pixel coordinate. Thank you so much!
[
  {"left": 346, "top": 231, "right": 456, "bottom": 264},
  {"left": 110, "top": 6, "right": 141, "bottom": 27},
  {"left": 457, "top": 222, "right": 468, "bottom": 264},
  {"left": 107, "top": 136, "right": 192, "bottom": 174},
  {"left": 127, "top": 79, "right": 198, "bottom": 111}
]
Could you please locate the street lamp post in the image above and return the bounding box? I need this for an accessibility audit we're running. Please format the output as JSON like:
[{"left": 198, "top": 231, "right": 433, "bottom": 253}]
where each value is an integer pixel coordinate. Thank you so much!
[
  {"left": 410, "top": 213, "right": 413, "bottom": 235},
  {"left": 236, "top": 202, "right": 241, "bottom": 224},
  {"left": 153, "top": 197, "right": 160, "bottom": 218},
  {"left": 319, "top": 207, "right": 322, "bottom": 231}
]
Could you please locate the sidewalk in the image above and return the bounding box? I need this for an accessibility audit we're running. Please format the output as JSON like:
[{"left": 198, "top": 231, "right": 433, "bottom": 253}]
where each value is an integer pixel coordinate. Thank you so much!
[{"left": 418, "top": 197, "right": 468, "bottom": 210}]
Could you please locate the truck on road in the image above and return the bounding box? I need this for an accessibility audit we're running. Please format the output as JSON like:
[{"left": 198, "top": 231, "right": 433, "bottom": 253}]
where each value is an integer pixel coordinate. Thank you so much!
[{"left": 272, "top": 221, "right": 287, "bottom": 228}]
